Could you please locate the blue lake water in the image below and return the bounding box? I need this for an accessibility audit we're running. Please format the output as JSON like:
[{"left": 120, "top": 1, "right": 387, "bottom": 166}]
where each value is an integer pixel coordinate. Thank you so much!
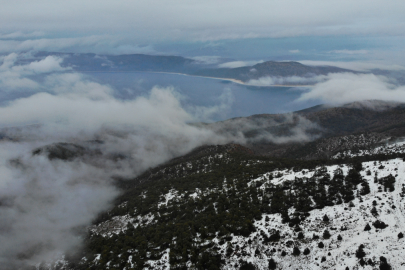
[{"left": 86, "top": 72, "right": 319, "bottom": 121}]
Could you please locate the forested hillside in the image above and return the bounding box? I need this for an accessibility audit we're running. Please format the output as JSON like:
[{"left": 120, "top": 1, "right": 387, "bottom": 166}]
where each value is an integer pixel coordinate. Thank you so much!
[{"left": 42, "top": 140, "right": 405, "bottom": 270}]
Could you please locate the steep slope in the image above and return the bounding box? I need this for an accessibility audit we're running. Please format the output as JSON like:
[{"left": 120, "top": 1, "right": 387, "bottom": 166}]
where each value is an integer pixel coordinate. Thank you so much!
[{"left": 45, "top": 138, "right": 405, "bottom": 270}]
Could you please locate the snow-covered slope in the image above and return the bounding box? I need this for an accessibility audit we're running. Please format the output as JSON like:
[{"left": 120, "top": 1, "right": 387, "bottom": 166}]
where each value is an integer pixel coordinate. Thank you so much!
[
  {"left": 333, "top": 140, "right": 405, "bottom": 159},
  {"left": 87, "top": 156, "right": 405, "bottom": 270},
  {"left": 231, "top": 159, "right": 405, "bottom": 269}
]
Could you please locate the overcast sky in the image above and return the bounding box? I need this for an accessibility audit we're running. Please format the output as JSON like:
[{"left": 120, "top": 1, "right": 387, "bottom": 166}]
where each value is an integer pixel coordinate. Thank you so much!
[{"left": 1, "top": 1, "right": 405, "bottom": 62}]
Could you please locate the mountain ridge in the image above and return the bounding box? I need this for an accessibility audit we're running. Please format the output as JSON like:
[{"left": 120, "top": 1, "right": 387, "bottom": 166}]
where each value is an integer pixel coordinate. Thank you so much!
[
  {"left": 26, "top": 52, "right": 357, "bottom": 83},
  {"left": 193, "top": 61, "right": 354, "bottom": 83}
]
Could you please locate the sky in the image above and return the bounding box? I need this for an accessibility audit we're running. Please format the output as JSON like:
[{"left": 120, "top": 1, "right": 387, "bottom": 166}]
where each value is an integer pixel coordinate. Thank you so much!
[{"left": 0, "top": 0, "right": 405, "bottom": 65}]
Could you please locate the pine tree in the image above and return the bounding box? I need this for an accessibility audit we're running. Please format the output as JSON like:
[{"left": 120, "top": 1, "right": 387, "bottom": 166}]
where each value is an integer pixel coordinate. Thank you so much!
[
  {"left": 292, "top": 246, "right": 300, "bottom": 256},
  {"left": 323, "top": 229, "right": 331, "bottom": 239},
  {"left": 268, "top": 258, "right": 277, "bottom": 270},
  {"left": 373, "top": 200, "right": 377, "bottom": 206},
  {"left": 380, "top": 256, "right": 392, "bottom": 270},
  {"left": 240, "top": 262, "right": 256, "bottom": 270},
  {"left": 269, "top": 231, "right": 280, "bottom": 242},
  {"left": 346, "top": 168, "right": 362, "bottom": 186},
  {"left": 342, "top": 182, "right": 355, "bottom": 203},
  {"left": 373, "top": 220, "right": 388, "bottom": 229},
  {"left": 355, "top": 244, "right": 366, "bottom": 259},
  {"left": 360, "top": 181, "right": 370, "bottom": 195},
  {"left": 371, "top": 206, "right": 378, "bottom": 216},
  {"left": 364, "top": 223, "right": 371, "bottom": 231}
]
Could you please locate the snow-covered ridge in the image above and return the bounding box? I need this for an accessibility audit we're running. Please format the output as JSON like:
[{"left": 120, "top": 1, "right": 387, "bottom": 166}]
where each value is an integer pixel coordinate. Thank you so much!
[
  {"left": 88, "top": 158, "right": 405, "bottom": 270},
  {"left": 333, "top": 139, "right": 405, "bottom": 159},
  {"left": 229, "top": 158, "right": 405, "bottom": 269},
  {"left": 90, "top": 212, "right": 155, "bottom": 238}
]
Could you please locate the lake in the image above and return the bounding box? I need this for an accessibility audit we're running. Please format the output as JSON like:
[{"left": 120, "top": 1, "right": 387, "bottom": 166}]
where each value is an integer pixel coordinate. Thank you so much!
[{"left": 87, "top": 72, "right": 319, "bottom": 121}]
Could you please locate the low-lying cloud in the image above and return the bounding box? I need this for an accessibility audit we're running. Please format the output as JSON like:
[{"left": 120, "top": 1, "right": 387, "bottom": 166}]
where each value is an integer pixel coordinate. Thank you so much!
[
  {"left": 0, "top": 53, "right": 68, "bottom": 90},
  {"left": 0, "top": 53, "right": 235, "bottom": 268},
  {"left": 298, "top": 60, "right": 405, "bottom": 72},
  {"left": 0, "top": 36, "right": 156, "bottom": 55},
  {"left": 218, "top": 60, "right": 264, "bottom": 69},
  {"left": 0, "top": 53, "right": 324, "bottom": 268},
  {"left": 208, "top": 113, "right": 322, "bottom": 145},
  {"left": 244, "top": 72, "right": 405, "bottom": 107},
  {"left": 329, "top": 49, "right": 369, "bottom": 55},
  {"left": 0, "top": 31, "right": 45, "bottom": 40},
  {"left": 191, "top": 56, "right": 222, "bottom": 65},
  {"left": 298, "top": 72, "right": 405, "bottom": 105},
  {"left": 246, "top": 75, "right": 327, "bottom": 86}
]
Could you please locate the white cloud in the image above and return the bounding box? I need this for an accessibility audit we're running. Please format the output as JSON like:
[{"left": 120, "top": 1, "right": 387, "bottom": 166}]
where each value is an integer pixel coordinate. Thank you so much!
[
  {"left": 189, "top": 87, "right": 234, "bottom": 121},
  {"left": 330, "top": 49, "right": 368, "bottom": 55},
  {"left": 0, "top": 143, "right": 119, "bottom": 268},
  {"left": 0, "top": 0, "right": 404, "bottom": 43},
  {"left": 0, "top": 59, "right": 235, "bottom": 267},
  {"left": 218, "top": 60, "right": 263, "bottom": 68},
  {"left": 0, "top": 54, "right": 69, "bottom": 90},
  {"left": 191, "top": 56, "right": 222, "bottom": 65},
  {"left": 0, "top": 31, "right": 45, "bottom": 39},
  {"left": 247, "top": 75, "right": 327, "bottom": 86},
  {"left": 209, "top": 113, "right": 321, "bottom": 144},
  {"left": 289, "top": 49, "right": 300, "bottom": 53},
  {"left": 22, "top": 56, "right": 66, "bottom": 74},
  {"left": 0, "top": 36, "right": 156, "bottom": 55},
  {"left": 298, "top": 72, "right": 405, "bottom": 104},
  {"left": 298, "top": 60, "right": 405, "bottom": 71}
]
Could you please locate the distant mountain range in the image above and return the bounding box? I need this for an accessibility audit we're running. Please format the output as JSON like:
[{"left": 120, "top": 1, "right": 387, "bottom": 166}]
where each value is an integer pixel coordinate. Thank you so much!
[
  {"left": 193, "top": 61, "right": 352, "bottom": 82},
  {"left": 30, "top": 52, "right": 356, "bottom": 84},
  {"left": 33, "top": 52, "right": 198, "bottom": 73}
]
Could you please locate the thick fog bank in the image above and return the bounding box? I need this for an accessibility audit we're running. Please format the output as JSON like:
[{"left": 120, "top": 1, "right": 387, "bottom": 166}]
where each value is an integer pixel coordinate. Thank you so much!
[{"left": 0, "top": 54, "right": 239, "bottom": 268}]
